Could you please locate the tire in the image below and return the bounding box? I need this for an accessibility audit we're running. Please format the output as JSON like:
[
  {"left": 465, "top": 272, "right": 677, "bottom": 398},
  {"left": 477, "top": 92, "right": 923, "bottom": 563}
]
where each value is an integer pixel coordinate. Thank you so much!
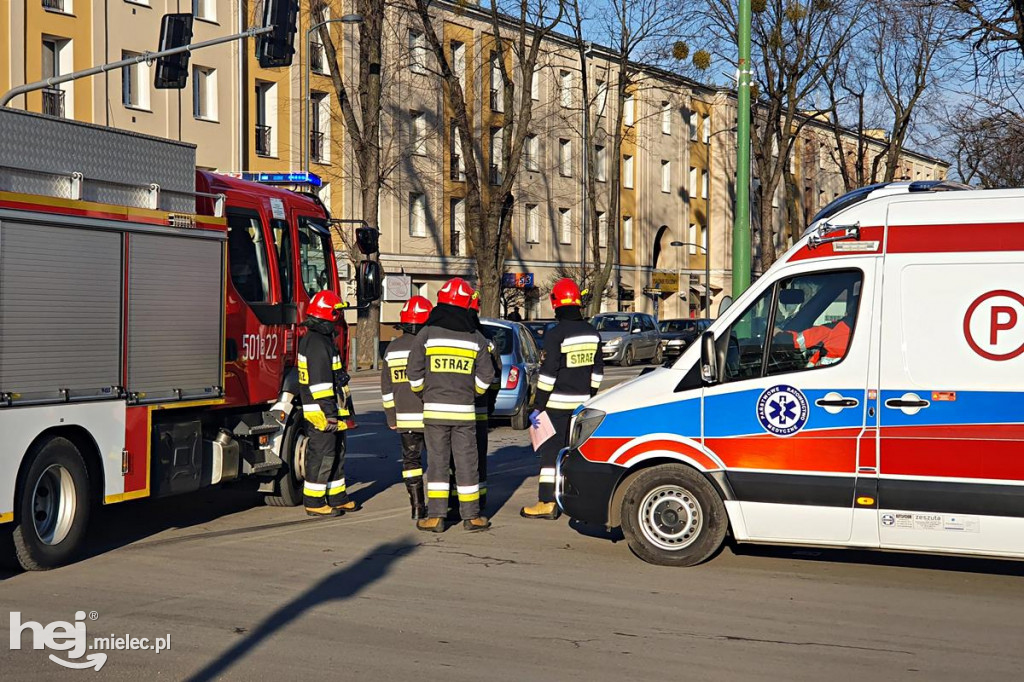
[
  {"left": 621, "top": 345, "right": 635, "bottom": 367},
  {"left": 650, "top": 345, "right": 664, "bottom": 365},
  {"left": 12, "top": 437, "right": 92, "bottom": 571},
  {"left": 511, "top": 403, "right": 530, "bottom": 430},
  {"left": 264, "top": 417, "right": 304, "bottom": 507},
  {"left": 620, "top": 464, "right": 727, "bottom": 567}
]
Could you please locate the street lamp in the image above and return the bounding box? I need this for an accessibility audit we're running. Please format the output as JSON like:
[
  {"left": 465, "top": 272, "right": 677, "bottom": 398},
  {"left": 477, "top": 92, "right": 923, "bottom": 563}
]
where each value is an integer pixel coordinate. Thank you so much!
[
  {"left": 671, "top": 240, "right": 710, "bottom": 317},
  {"left": 303, "top": 13, "right": 363, "bottom": 172}
]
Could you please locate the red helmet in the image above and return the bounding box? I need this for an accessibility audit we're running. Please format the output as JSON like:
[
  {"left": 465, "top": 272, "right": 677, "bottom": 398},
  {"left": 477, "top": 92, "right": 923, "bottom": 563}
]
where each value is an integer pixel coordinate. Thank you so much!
[
  {"left": 550, "top": 278, "right": 582, "bottom": 309},
  {"left": 469, "top": 291, "right": 481, "bottom": 312},
  {"left": 437, "top": 277, "right": 475, "bottom": 309},
  {"left": 308, "top": 290, "right": 345, "bottom": 321},
  {"left": 400, "top": 296, "right": 433, "bottom": 325}
]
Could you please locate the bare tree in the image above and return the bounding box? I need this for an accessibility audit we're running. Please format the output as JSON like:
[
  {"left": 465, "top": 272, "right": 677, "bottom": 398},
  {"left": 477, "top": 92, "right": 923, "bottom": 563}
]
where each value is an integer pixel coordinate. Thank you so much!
[
  {"left": 948, "top": 103, "right": 1024, "bottom": 186},
  {"left": 952, "top": 0, "right": 1024, "bottom": 60},
  {"left": 406, "top": 0, "right": 565, "bottom": 317}
]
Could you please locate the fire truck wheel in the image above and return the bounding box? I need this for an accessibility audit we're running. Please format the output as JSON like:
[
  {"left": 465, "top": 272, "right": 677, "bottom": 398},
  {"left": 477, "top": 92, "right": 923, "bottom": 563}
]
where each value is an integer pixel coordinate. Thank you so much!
[
  {"left": 264, "top": 419, "right": 304, "bottom": 507},
  {"left": 620, "top": 464, "right": 727, "bottom": 567},
  {"left": 13, "top": 437, "right": 92, "bottom": 571}
]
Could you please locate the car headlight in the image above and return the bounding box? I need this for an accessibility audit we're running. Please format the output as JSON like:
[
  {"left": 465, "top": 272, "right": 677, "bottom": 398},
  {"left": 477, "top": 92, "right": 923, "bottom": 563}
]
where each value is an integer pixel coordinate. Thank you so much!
[
  {"left": 569, "top": 408, "right": 606, "bottom": 450},
  {"left": 669, "top": 339, "right": 684, "bottom": 346},
  {"left": 605, "top": 337, "right": 621, "bottom": 347}
]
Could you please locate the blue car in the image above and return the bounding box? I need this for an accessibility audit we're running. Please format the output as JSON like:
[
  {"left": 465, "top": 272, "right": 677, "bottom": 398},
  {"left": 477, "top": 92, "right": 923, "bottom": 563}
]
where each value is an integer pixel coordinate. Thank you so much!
[{"left": 480, "top": 319, "right": 541, "bottom": 430}]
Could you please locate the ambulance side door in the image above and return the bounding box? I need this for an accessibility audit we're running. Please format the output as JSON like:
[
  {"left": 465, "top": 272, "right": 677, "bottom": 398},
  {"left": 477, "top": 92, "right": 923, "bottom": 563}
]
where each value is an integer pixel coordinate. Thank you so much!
[
  {"left": 704, "top": 261, "right": 876, "bottom": 544},
  {"left": 876, "top": 195, "right": 1024, "bottom": 556}
]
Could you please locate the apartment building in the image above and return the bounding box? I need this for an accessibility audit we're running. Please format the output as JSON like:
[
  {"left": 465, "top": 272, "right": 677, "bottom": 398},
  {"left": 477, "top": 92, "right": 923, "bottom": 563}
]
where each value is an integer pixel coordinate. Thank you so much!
[{"left": 3, "top": 0, "right": 243, "bottom": 171}]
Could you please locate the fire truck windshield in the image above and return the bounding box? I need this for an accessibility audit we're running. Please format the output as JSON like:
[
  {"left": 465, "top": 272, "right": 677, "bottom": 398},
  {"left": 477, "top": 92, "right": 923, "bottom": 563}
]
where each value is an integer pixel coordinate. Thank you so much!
[{"left": 298, "top": 216, "right": 333, "bottom": 297}]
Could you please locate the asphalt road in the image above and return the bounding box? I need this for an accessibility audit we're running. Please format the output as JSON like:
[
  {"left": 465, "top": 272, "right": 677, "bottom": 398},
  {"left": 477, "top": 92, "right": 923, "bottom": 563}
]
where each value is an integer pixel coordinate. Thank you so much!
[{"left": 3, "top": 365, "right": 1024, "bottom": 680}]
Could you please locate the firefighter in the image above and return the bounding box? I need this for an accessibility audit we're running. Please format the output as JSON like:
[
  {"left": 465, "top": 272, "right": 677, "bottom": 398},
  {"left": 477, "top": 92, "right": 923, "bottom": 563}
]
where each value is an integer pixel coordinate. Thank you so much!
[
  {"left": 381, "top": 295, "right": 433, "bottom": 521},
  {"left": 521, "top": 278, "right": 603, "bottom": 520},
  {"left": 469, "top": 292, "right": 502, "bottom": 513},
  {"left": 298, "top": 290, "right": 358, "bottom": 517},
  {"left": 408, "top": 277, "right": 496, "bottom": 533}
]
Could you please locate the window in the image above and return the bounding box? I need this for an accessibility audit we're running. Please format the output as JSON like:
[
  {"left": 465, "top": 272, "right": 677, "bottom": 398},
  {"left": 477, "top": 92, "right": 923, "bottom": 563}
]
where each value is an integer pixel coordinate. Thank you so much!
[
  {"left": 661, "top": 160, "right": 671, "bottom": 193},
  {"left": 411, "top": 110, "right": 426, "bottom": 156},
  {"left": 449, "top": 121, "right": 465, "bottom": 181},
  {"left": 531, "top": 64, "right": 540, "bottom": 100},
  {"left": 227, "top": 210, "right": 272, "bottom": 303},
  {"left": 526, "top": 204, "right": 539, "bottom": 243},
  {"left": 689, "top": 167, "right": 698, "bottom": 196},
  {"left": 525, "top": 134, "right": 539, "bottom": 171},
  {"left": 121, "top": 51, "right": 150, "bottom": 110},
  {"left": 661, "top": 101, "right": 671, "bottom": 135},
  {"left": 702, "top": 170, "right": 709, "bottom": 199},
  {"left": 559, "top": 70, "right": 572, "bottom": 107},
  {"left": 597, "top": 211, "right": 608, "bottom": 248},
  {"left": 44, "top": 0, "right": 72, "bottom": 12},
  {"left": 622, "top": 215, "right": 633, "bottom": 250},
  {"left": 193, "top": 65, "right": 217, "bottom": 121},
  {"left": 689, "top": 111, "right": 699, "bottom": 140},
  {"left": 409, "top": 30, "right": 427, "bottom": 75},
  {"left": 490, "top": 127, "right": 503, "bottom": 184},
  {"left": 559, "top": 208, "right": 572, "bottom": 244},
  {"left": 269, "top": 218, "right": 293, "bottom": 302},
  {"left": 451, "top": 41, "right": 466, "bottom": 91},
  {"left": 596, "top": 145, "right": 607, "bottom": 182},
  {"left": 622, "top": 154, "right": 634, "bottom": 189},
  {"left": 450, "top": 198, "right": 466, "bottom": 256},
  {"left": 255, "top": 81, "right": 277, "bottom": 157},
  {"left": 596, "top": 79, "right": 608, "bottom": 117},
  {"left": 409, "top": 192, "right": 427, "bottom": 237},
  {"left": 559, "top": 138, "right": 572, "bottom": 177},
  {"left": 490, "top": 52, "right": 504, "bottom": 112},
  {"left": 722, "top": 287, "right": 774, "bottom": 382},
  {"left": 623, "top": 93, "right": 635, "bottom": 126},
  {"left": 688, "top": 224, "right": 698, "bottom": 255},
  {"left": 297, "top": 217, "right": 334, "bottom": 297},
  {"left": 310, "top": 92, "right": 329, "bottom": 162},
  {"left": 640, "top": 315, "right": 655, "bottom": 332},
  {"left": 703, "top": 116, "right": 711, "bottom": 143},
  {"left": 193, "top": 0, "right": 215, "bottom": 21}
]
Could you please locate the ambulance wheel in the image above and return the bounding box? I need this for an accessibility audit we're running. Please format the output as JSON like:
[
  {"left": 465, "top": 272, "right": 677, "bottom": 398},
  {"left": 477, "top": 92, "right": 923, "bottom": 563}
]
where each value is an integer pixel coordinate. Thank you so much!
[
  {"left": 13, "top": 437, "right": 92, "bottom": 571},
  {"left": 264, "top": 419, "right": 304, "bottom": 507},
  {"left": 620, "top": 464, "right": 727, "bottom": 567}
]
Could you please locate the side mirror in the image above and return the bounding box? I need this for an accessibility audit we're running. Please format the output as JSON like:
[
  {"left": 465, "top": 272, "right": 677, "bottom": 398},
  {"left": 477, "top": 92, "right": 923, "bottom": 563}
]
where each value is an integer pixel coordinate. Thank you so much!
[
  {"left": 700, "top": 331, "right": 718, "bottom": 384},
  {"left": 632, "top": 327, "right": 641, "bottom": 334},
  {"left": 357, "top": 260, "right": 383, "bottom": 303}
]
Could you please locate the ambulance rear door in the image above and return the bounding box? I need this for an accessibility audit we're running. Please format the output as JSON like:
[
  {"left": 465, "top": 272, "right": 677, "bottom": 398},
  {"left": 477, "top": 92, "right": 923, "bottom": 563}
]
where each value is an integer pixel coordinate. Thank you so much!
[{"left": 876, "top": 192, "right": 1024, "bottom": 557}]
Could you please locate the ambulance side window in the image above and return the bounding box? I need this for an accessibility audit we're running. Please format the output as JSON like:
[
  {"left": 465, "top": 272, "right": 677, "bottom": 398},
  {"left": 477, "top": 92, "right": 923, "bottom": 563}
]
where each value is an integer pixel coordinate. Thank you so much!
[
  {"left": 227, "top": 210, "right": 272, "bottom": 303},
  {"left": 722, "top": 288, "right": 774, "bottom": 382}
]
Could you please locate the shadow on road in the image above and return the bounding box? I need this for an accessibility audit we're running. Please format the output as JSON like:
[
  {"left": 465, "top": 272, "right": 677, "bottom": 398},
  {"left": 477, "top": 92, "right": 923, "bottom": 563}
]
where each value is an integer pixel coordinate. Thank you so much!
[
  {"left": 186, "top": 539, "right": 419, "bottom": 681},
  {"left": 479, "top": 443, "right": 535, "bottom": 521}
]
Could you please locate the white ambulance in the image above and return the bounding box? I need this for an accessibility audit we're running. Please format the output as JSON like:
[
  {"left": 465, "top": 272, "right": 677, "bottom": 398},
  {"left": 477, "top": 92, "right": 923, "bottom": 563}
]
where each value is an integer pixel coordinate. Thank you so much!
[{"left": 556, "top": 185, "right": 1024, "bottom": 566}]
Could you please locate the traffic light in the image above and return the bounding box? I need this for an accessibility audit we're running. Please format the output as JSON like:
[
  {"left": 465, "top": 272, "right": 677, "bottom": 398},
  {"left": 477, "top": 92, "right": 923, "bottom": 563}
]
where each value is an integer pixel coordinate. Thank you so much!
[
  {"left": 355, "top": 226, "right": 380, "bottom": 255},
  {"left": 257, "top": 0, "right": 299, "bottom": 68},
  {"left": 154, "top": 14, "right": 194, "bottom": 89}
]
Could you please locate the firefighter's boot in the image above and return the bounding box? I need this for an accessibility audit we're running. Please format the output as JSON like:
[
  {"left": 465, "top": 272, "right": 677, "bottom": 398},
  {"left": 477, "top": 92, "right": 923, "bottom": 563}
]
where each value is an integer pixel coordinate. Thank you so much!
[
  {"left": 417, "top": 517, "right": 446, "bottom": 533},
  {"left": 406, "top": 481, "right": 427, "bottom": 520},
  {"left": 333, "top": 500, "right": 360, "bottom": 513},
  {"left": 306, "top": 505, "right": 343, "bottom": 518},
  {"left": 463, "top": 516, "right": 491, "bottom": 532},
  {"left": 520, "top": 501, "right": 561, "bottom": 520}
]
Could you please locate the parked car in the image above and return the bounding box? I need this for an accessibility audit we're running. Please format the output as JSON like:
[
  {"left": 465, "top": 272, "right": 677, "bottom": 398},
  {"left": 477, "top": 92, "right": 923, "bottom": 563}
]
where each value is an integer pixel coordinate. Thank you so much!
[
  {"left": 592, "top": 312, "right": 662, "bottom": 366},
  {"left": 658, "top": 318, "right": 714, "bottom": 360},
  {"left": 479, "top": 319, "right": 541, "bottom": 429},
  {"left": 522, "top": 319, "right": 557, "bottom": 349}
]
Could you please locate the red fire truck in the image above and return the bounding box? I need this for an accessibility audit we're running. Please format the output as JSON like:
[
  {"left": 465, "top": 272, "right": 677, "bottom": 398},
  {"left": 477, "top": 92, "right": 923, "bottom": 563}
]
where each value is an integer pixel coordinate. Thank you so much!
[{"left": 0, "top": 109, "right": 374, "bottom": 570}]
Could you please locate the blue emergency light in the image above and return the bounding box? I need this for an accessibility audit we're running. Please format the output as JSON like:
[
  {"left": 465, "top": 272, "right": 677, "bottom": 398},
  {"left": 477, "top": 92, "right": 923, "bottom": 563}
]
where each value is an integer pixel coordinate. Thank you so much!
[{"left": 241, "top": 171, "right": 323, "bottom": 187}]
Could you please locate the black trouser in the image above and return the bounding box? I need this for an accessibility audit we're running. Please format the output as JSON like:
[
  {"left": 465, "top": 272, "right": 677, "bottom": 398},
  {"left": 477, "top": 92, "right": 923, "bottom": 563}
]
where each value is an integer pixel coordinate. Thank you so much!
[
  {"left": 475, "top": 416, "right": 488, "bottom": 510},
  {"left": 425, "top": 423, "right": 479, "bottom": 519},
  {"left": 400, "top": 431, "right": 425, "bottom": 483},
  {"left": 303, "top": 428, "right": 348, "bottom": 508},
  {"left": 537, "top": 410, "right": 572, "bottom": 503}
]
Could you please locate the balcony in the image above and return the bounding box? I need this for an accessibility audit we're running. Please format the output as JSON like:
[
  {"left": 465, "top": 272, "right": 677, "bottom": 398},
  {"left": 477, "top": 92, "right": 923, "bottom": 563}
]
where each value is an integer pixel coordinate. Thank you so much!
[
  {"left": 255, "top": 124, "right": 272, "bottom": 157},
  {"left": 449, "top": 231, "right": 462, "bottom": 257},
  {"left": 310, "top": 41, "right": 327, "bottom": 75},
  {"left": 450, "top": 154, "right": 464, "bottom": 182},
  {"left": 310, "top": 130, "right": 326, "bottom": 163},
  {"left": 42, "top": 87, "right": 65, "bottom": 118},
  {"left": 42, "top": 0, "right": 65, "bottom": 11},
  {"left": 489, "top": 89, "right": 503, "bottom": 112}
]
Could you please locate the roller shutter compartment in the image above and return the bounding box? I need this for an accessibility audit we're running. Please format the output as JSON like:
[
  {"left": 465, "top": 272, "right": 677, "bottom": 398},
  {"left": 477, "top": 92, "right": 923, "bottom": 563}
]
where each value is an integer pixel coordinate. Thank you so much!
[
  {"left": 0, "top": 221, "right": 122, "bottom": 403},
  {"left": 127, "top": 233, "right": 223, "bottom": 403}
]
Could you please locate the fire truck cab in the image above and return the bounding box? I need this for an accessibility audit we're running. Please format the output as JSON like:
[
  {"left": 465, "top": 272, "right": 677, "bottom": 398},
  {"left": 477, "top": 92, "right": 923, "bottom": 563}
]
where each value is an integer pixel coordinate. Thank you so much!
[
  {"left": 557, "top": 185, "right": 1024, "bottom": 567},
  {"left": 0, "top": 109, "right": 363, "bottom": 570}
]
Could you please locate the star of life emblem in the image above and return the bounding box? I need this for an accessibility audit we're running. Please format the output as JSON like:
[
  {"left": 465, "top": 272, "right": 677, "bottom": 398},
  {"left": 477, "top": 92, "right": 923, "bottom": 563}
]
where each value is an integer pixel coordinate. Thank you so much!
[{"left": 756, "top": 385, "right": 809, "bottom": 437}]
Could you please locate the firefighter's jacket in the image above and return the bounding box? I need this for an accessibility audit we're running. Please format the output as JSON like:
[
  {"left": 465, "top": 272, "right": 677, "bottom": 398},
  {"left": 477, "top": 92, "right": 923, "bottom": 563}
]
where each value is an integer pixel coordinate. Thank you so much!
[
  {"left": 298, "top": 329, "right": 351, "bottom": 431},
  {"left": 407, "top": 326, "right": 496, "bottom": 425},
  {"left": 534, "top": 318, "right": 604, "bottom": 413},
  {"left": 381, "top": 332, "right": 424, "bottom": 431}
]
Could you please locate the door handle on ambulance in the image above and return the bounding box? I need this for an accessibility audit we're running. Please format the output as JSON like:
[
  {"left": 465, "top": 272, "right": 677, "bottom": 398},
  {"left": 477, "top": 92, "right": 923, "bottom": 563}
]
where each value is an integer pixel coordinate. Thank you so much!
[
  {"left": 815, "top": 397, "right": 859, "bottom": 408},
  {"left": 884, "top": 392, "right": 930, "bottom": 416}
]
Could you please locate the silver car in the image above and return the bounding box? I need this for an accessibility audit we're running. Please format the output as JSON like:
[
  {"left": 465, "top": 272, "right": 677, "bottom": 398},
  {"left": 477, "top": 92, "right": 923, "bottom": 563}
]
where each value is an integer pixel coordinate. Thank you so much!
[{"left": 592, "top": 312, "right": 662, "bottom": 366}]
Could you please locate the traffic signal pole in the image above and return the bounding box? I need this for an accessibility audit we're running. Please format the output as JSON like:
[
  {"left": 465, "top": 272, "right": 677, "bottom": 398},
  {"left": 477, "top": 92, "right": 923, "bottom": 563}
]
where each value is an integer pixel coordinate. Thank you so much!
[
  {"left": 1, "top": 26, "right": 273, "bottom": 108},
  {"left": 732, "top": 0, "right": 753, "bottom": 297}
]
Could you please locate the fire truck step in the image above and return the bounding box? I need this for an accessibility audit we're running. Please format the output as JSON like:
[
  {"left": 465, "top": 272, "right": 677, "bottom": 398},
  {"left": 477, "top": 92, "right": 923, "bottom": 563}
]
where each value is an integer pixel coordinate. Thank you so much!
[{"left": 246, "top": 424, "right": 283, "bottom": 437}]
